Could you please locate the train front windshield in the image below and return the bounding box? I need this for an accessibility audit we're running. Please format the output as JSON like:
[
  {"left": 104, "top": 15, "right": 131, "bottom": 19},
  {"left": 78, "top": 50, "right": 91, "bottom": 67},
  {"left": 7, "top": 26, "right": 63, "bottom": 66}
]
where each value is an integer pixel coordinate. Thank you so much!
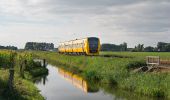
[{"left": 88, "top": 38, "right": 99, "bottom": 53}]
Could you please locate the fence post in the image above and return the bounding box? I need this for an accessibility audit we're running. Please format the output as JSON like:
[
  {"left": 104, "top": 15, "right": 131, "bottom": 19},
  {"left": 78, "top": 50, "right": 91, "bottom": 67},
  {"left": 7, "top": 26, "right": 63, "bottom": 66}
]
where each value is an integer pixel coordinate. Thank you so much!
[
  {"left": 20, "top": 63, "right": 24, "bottom": 78},
  {"left": 8, "top": 68, "right": 14, "bottom": 91},
  {"left": 24, "top": 60, "right": 27, "bottom": 70},
  {"left": 20, "top": 63, "right": 23, "bottom": 73},
  {"left": 8, "top": 51, "right": 16, "bottom": 91},
  {"left": 43, "top": 59, "right": 46, "bottom": 68},
  {"left": 158, "top": 56, "right": 160, "bottom": 65},
  {"left": 43, "top": 76, "right": 46, "bottom": 85}
]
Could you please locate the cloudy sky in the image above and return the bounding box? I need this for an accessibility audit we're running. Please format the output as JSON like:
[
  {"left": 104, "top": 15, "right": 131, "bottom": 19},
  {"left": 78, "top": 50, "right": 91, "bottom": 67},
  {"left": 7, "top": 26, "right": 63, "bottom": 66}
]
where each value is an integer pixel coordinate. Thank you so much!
[{"left": 0, "top": 0, "right": 170, "bottom": 48}]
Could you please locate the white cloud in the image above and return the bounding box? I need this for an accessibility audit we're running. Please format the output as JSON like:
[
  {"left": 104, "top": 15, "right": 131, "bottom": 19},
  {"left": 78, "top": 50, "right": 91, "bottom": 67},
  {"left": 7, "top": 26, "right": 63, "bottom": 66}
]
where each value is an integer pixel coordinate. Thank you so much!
[{"left": 0, "top": 0, "right": 170, "bottom": 48}]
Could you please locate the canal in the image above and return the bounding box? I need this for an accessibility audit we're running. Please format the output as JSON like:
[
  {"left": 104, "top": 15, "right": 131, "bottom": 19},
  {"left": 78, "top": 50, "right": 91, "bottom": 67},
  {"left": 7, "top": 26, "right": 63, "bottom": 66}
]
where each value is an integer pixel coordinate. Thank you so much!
[{"left": 35, "top": 64, "right": 153, "bottom": 100}]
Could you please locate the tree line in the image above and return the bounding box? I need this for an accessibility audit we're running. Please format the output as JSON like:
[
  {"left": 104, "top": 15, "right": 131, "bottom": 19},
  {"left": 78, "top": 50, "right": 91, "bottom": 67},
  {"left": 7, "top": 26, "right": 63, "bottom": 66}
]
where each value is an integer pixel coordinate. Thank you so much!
[
  {"left": 1, "top": 41, "right": 169, "bottom": 52},
  {"left": 101, "top": 42, "right": 127, "bottom": 51},
  {"left": 101, "top": 42, "right": 170, "bottom": 52},
  {"left": 0, "top": 45, "right": 18, "bottom": 50},
  {"left": 25, "top": 42, "right": 54, "bottom": 51}
]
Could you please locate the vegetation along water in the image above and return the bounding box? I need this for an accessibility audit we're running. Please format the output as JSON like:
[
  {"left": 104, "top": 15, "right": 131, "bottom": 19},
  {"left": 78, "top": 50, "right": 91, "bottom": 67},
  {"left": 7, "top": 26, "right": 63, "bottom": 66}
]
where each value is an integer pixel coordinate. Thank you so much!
[
  {"left": 33, "top": 51, "right": 170, "bottom": 99},
  {"left": 35, "top": 64, "right": 157, "bottom": 100},
  {"left": 0, "top": 50, "right": 48, "bottom": 100},
  {"left": 0, "top": 50, "right": 170, "bottom": 100}
]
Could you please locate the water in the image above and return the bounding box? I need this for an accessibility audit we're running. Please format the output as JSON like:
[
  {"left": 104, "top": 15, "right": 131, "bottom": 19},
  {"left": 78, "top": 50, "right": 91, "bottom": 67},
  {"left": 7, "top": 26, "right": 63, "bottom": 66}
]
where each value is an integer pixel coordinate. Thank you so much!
[{"left": 35, "top": 64, "right": 153, "bottom": 100}]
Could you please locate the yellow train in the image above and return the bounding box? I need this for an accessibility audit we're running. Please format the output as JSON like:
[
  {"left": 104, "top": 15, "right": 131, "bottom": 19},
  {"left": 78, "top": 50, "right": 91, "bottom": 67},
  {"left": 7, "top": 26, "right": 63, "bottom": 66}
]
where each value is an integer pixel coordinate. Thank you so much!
[{"left": 58, "top": 37, "right": 100, "bottom": 55}]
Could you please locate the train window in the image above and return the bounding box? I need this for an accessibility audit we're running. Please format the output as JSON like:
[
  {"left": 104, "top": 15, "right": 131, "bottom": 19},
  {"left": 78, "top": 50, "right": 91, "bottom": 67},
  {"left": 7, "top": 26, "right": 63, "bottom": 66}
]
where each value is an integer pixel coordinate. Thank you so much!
[
  {"left": 88, "top": 38, "right": 98, "bottom": 45},
  {"left": 88, "top": 38, "right": 99, "bottom": 52}
]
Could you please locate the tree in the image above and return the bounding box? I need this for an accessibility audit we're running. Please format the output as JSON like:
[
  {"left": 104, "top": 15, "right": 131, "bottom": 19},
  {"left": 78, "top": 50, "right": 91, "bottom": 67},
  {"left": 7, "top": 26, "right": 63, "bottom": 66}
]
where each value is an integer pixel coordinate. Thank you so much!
[
  {"left": 165, "top": 44, "right": 170, "bottom": 51},
  {"left": 0, "top": 45, "right": 17, "bottom": 50},
  {"left": 157, "top": 42, "right": 166, "bottom": 51},
  {"left": 120, "top": 42, "right": 127, "bottom": 51},
  {"left": 144, "top": 46, "right": 154, "bottom": 52},
  {"left": 101, "top": 42, "right": 128, "bottom": 51},
  {"left": 25, "top": 42, "right": 54, "bottom": 51},
  {"left": 131, "top": 44, "right": 144, "bottom": 52},
  {"left": 157, "top": 42, "right": 170, "bottom": 52}
]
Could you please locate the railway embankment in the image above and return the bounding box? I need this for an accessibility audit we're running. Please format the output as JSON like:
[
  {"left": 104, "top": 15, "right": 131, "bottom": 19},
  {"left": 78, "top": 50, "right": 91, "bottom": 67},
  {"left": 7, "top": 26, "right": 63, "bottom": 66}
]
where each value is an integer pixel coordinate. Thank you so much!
[{"left": 33, "top": 51, "right": 170, "bottom": 99}]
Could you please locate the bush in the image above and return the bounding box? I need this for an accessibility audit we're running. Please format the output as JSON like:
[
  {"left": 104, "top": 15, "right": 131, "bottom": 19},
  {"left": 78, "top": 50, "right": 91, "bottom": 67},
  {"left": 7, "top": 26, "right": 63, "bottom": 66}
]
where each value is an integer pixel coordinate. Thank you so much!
[
  {"left": 127, "top": 60, "right": 146, "bottom": 69},
  {"left": 0, "top": 51, "right": 15, "bottom": 68},
  {"left": 83, "top": 69, "right": 101, "bottom": 82}
]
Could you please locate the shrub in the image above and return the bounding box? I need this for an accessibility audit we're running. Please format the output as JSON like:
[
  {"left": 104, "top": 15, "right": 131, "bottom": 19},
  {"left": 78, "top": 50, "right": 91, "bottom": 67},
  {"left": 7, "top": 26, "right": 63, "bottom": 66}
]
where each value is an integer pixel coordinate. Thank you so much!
[{"left": 127, "top": 60, "right": 146, "bottom": 69}]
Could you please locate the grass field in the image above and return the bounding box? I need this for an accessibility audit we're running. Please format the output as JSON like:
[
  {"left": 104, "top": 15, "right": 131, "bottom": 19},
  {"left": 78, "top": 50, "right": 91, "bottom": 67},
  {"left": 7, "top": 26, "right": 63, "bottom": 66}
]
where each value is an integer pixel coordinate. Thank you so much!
[
  {"left": 33, "top": 51, "right": 170, "bottom": 99},
  {"left": 100, "top": 52, "right": 170, "bottom": 59},
  {"left": 0, "top": 50, "right": 46, "bottom": 100}
]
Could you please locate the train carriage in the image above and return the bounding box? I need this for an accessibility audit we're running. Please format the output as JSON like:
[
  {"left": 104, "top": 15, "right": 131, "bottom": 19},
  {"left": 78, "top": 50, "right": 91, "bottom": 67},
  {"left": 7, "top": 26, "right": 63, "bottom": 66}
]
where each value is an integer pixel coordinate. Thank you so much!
[{"left": 58, "top": 37, "right": 100, "bottom": 55}]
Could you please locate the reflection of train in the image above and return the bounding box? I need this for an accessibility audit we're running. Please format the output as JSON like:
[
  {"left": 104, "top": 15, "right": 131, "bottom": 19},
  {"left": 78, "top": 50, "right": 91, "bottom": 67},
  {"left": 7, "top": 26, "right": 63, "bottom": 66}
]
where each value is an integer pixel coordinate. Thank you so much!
[
  {"left": 58, "top": 68, "right": 88, "bottom": 92},
  {"left": 58, "top": 37, "right": 100, "bottom": 55}
]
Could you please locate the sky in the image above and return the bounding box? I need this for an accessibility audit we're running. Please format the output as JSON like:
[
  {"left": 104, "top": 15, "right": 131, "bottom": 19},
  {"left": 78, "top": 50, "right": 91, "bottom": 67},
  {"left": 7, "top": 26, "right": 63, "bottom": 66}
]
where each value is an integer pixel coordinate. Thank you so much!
[{"left": 0, "top": 0, "right": 170, "bottom": 48}]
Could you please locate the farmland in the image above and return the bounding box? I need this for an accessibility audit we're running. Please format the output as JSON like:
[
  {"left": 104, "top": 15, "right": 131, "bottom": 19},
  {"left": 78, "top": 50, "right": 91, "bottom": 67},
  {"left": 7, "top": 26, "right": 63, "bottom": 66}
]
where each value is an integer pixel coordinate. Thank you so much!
[{"left": 33, "top": 51, "right": 170, "bottom": 99}]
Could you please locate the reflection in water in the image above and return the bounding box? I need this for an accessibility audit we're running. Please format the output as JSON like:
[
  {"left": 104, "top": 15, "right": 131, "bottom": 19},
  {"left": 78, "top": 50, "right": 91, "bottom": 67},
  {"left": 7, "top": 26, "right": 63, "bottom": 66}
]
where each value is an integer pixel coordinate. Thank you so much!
[
  {"left": 58, "top": 68, "right": 88, "bottom": 93},
  {"left": 100, "top": 84, "right": 158, "bottom": 100},
  {"left": 33, "top": 74, "right": 48, "bottom": 85},
  {"left": 58, "top": 68, "right": 100, "bottom": 93},
  {"left": 35, "top": 64, "right": 156, "bottom": 100},
  {"left": 35, "top": 65, "right": 115, "bottom": 100},
  {"left": 33, "top": 59, "right": 49, "bottom": 85}
]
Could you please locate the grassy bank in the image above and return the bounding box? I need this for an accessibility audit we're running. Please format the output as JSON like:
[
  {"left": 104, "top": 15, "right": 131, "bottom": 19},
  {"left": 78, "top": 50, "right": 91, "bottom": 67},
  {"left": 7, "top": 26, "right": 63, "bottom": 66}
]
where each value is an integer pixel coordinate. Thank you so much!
[
  {"left": 0, "top": 50, "right": 48, "bottom": 100},
  {"left": 33, "top": 51, "right": 170, "bottom": 99},
  {"left": 0, "top": 69, "right": 44, "bottom": 100}
]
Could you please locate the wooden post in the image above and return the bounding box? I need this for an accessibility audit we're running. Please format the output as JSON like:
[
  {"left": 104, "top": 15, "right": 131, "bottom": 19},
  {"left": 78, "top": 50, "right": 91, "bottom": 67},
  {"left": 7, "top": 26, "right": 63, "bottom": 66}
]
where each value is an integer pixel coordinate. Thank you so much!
[
  {"left": 43, "top": 76, "right": 46, "bottom": 85},
  {"left": 43, "top": 59, "right": 46, "bottom": 67},
  {"left": 21, "top": 60, "right": 27, "bottom": 78},
  {"left": 158, "top": 56, "right": 160, "bottom": 65},
  {"left": 8, "top": 68, "right": 14, "bottom": 91},
  {"left": 24, "top": 59, "right": 27, "bottom": 70},
  {"left": 24, "top": 60, "right": 27, "bottom": 67},
  {"left": 20, "top": 63, "right": 23, "bottom": 73},
  {"left": 8, "top": 51, "right": 16, "bottom": 91},
  {"left": 20, "top": 63, "right": 24, "bottom": 78}
]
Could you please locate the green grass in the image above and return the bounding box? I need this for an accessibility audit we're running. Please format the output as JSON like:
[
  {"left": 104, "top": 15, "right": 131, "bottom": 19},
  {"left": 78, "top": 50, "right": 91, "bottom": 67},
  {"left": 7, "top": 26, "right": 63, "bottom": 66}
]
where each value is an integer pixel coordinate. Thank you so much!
[
  {"left": 100, "top": 51, "right": 170, "bottom": 59},
  {"left": 0, "top": 50, "right": 45, "bottom": 100},
  {"left": 17, "top": 51, "right": 48, "bottom": 80},
  {"left": 32, "top": 51, "right": 170, "bottom": 99},
  {"left": 0, "top": 51, "right": 12, "bottom": 68},
  {"left": 0, "top": 69, "right": 44, "bottom": 100}
]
